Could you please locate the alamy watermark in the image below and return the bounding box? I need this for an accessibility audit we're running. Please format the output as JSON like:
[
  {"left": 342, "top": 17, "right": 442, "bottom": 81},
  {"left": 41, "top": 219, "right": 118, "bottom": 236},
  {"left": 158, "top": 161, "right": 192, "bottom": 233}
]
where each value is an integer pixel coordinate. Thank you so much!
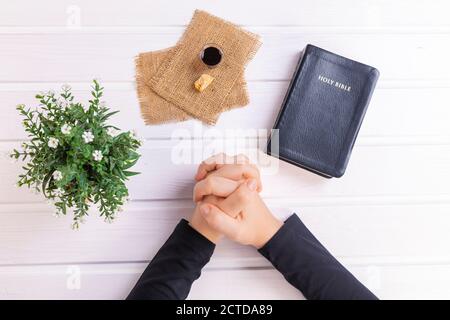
[
  {"left": 66, "top": 265, "right": 81, "bottom": 290},
  {"left": 66, "top": 5, "right": 81, "bottom": 30},
  {"left": 169, "top": 124, "right": 280, "bottom": 175}
]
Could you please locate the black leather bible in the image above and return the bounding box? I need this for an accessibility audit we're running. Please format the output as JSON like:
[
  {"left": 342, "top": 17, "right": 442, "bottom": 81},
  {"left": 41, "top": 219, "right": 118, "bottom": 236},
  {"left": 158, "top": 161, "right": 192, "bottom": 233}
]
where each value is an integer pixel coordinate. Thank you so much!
[{"left": 267, "top": 44, "right": 379, "bottom": 178}]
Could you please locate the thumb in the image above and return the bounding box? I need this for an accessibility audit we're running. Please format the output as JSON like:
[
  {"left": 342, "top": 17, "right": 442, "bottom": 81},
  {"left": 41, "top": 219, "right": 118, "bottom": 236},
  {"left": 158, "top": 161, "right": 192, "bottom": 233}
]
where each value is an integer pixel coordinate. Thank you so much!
[{"left": 199, "top": 203, "right": 240, "bottom": 240}]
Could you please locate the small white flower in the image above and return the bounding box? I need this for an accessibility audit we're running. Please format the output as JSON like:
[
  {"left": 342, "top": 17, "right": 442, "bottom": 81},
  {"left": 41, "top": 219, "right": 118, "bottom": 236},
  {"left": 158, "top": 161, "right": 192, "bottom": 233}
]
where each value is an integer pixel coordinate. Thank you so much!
[
  {"left": 47, "top": 90, "right": 56, "bottom": 96},
  {"left": 48, "top": 137, "right": 59, "bottom": 149},
  {"left": 92, "top": 150, "right": 103, "bottom": 161},
  {"left": 61, "top": 123, "right": 72, "bottom": 135},
  {"left": 48, "top": 115, "right": 55, "bottom": 121},
  {"left": 53, "top": 188, "right": 63, "bottom": 197},
  {"left": 82, "top": 131, "right": 94, "bottom": 143},
  {"left": 53, "top": 170, "right": 63, "bottom": 181},
  {"left": 61, "top": 84, "right": 71, "bottom": 91},
  {"left": 82, "top": 104, "right": 90, "bottom": 113},
  {"left": 106, "top": 127, "right": 118, "bottom": 137},
  {"left": 121, "top": 195, "right": 130, "bottom": 204}
]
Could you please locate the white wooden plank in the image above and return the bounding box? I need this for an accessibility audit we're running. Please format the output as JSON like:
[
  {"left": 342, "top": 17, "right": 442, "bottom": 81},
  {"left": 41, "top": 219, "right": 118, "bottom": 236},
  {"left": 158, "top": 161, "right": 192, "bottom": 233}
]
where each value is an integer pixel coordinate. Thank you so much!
[
  {"left": 1, "top": 0, "right": 449, "bottom": 301},
  {"left": 1, "top": 141, "right": 449, "bottom": 203},
  {"left": 1, "top": 84, "right": 449, "bottom": 140},
  {"left": 0, "top": 261, "right": 449, "bottom": 299},
  {"left": 1, "top": 33, "right": 449, "bottom": 82},
  {"left": 1, "top": 0, "right": 449, "bottom": 27},
  {"left": 0, "top": 263, "right": 302, "bottom": 300},
  {"left": 0, "top": 201, "right": 449, "bottom": 266},
  {"left": 349, "top": 264, "right": 450, "bottom": 300}
]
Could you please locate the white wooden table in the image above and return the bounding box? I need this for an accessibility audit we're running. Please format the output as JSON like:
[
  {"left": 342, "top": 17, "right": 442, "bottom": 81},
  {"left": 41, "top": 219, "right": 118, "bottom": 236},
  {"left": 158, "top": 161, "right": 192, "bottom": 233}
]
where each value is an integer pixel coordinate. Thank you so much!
[{"left": 1, "top": 0, "right": 450, "bottom": 299}]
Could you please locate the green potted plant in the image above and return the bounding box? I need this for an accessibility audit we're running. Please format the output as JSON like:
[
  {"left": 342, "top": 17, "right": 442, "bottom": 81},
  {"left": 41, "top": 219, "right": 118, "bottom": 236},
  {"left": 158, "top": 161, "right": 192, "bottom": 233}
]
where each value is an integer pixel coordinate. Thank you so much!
[{"left": 11, "top": 80, "right": 141, "bottom": 228}]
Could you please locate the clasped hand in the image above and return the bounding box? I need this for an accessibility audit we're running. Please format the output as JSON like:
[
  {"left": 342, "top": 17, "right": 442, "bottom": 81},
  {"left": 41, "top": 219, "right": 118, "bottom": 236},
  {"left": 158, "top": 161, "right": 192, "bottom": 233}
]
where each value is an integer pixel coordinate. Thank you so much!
[{"left": 189, "top": 153, "right": 283, "bottom": 248}]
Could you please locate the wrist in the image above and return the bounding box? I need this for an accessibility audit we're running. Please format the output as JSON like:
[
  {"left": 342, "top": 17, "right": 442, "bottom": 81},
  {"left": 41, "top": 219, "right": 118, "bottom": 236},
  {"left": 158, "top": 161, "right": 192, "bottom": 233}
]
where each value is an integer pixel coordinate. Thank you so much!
[
  {"left": 190, "top": 209, "right": 222, "bottom": 244},
  {"left": 254, "top": 216, "right": 283, "bottom": 249}
]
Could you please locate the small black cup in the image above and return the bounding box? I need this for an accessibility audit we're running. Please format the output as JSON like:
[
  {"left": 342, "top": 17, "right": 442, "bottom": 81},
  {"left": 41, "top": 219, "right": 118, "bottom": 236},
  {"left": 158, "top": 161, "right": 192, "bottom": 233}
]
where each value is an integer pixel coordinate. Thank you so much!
[{"left": 200, "top": 45, "right": 223, "bottom": 68}]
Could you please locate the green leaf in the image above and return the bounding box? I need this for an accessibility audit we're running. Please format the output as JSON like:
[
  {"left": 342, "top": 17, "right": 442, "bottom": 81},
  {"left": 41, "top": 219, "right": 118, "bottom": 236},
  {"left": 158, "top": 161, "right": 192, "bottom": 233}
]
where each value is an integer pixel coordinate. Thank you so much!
[
  {"left": 124, "top": 171, "right": 139, "bottom": 177},
  {"left": 100, "top": 110, "right": 119, "bottom": 121},
  {"left": 41, "top": 171, "right": 53, "bottom": 198},
  {"left": 113, "top": 167, "right": 126, "bottom": 180},
  {"left": 123, "top": 158, "right": 138, "bottom": 170}
]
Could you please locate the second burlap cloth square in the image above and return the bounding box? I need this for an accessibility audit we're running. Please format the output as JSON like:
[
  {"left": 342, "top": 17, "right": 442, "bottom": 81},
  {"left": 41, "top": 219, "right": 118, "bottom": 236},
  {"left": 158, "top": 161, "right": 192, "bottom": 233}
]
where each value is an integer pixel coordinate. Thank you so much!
[{"left": 136, "top": 10, "right": 261, "bottom": 125}]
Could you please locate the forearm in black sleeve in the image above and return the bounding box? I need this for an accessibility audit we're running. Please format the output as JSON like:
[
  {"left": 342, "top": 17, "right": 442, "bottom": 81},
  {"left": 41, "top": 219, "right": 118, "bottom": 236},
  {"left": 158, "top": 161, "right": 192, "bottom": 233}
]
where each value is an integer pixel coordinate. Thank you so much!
[
  {"left": 127, "top": 219, "right": 215, "bottom": 300},
  {"left": 258, "top": 214, "right": 378, "bottom": 300}
]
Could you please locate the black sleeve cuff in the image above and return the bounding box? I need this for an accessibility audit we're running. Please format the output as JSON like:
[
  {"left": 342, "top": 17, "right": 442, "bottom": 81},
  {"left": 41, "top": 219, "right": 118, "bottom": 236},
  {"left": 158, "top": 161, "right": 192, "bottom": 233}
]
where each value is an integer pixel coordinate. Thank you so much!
[
  {"left": 126, "top": 219, "right": 215, "bottom": 300},
  {"left": 258, "top": 213, "right": 378, "bottom": 300},
  {"left": 258, "top": 214, "right": 308, "bottom": 260},
  {"left": 176, "top": 219, "right": 216, "bottom": 257}
]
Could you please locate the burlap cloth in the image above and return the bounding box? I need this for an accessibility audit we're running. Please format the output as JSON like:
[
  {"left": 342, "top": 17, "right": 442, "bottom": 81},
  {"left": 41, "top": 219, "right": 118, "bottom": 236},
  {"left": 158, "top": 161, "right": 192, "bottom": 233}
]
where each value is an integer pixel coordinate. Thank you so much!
[
  {"left": 136, "top": 48, "right": 248, "bottom": 124},
  {"left": 136, "top": 10, "right": 261, "bottom": 125}
]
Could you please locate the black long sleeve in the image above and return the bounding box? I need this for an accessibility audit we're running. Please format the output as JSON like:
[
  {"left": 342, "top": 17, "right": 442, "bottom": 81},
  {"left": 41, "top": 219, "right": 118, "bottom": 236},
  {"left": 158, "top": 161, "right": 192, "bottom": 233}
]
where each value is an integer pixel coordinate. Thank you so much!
[
  {"left": 258, "top": 214, "right": 377, "bottom": 300},
  {"left": 127, "top": 219, "right": 215, "bottom": 300}
]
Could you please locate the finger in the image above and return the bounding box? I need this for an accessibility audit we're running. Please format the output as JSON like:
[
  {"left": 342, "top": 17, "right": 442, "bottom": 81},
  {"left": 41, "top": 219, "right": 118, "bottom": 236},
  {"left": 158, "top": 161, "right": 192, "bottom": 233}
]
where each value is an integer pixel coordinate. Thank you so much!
[
  {"left": 199, "top": 202, "right": 241, "bottom": 240},
  {"left": 217, "top": 179, "right": 258, "bottom": 218},
  {"left": 195, "top": 153, "right": 249, "bottom": 181},
  {"left": 201, "top": 195, "right": 223, "bottom": 207},
  {"left": 201, "top": 154, "right": 251, "bottom": 183},
  {"left": 195, "top": 153, "right": 232, "bottom": 181},
  {"left": 193, "top": 176, "right": 240, "bottom": 202},
  {"left": 209, "top": 163, "right": 262, "bottom": 192}
]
